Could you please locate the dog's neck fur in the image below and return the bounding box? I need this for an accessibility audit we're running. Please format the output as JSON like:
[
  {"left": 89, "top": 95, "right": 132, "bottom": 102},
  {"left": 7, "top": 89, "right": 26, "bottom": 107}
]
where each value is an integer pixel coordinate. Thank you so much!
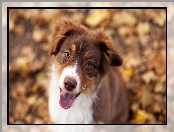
[{"left": 49, "top": 64, "right": 100, "bottom": 124}]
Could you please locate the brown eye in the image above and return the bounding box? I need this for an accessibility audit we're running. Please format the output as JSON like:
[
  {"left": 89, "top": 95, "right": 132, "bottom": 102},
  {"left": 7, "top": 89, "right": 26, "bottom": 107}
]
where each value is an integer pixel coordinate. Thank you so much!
[
  {"left": 64, "top": 52, "right": 70, "bottom": 58},
  {"left": 86, "top": 61, "right": 92, "bottom": 68}
]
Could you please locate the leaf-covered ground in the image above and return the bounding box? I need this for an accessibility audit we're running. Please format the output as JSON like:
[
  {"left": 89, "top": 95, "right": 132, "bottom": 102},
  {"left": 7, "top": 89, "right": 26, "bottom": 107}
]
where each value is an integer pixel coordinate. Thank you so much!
[{"left": 9, "top": 9, "right": 166, "bottom": 124}]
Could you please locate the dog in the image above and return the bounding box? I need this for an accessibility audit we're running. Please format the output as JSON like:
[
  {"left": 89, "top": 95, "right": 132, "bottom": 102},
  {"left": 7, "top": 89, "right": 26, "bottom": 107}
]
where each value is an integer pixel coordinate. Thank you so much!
[{"left": 48, "top": 19, "right": 129, "bottom": 131}]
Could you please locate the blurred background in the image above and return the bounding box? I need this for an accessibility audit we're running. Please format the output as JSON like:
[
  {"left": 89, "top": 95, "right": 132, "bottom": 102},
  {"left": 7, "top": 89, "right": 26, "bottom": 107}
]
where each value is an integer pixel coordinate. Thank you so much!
[{"left": 2, "top": 2, "right": 173, "bottom": 132}]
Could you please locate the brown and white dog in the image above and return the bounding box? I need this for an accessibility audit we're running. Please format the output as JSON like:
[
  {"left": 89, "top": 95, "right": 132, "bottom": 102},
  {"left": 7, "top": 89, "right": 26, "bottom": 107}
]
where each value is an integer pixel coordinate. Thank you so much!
[{"left": 48, "top": 19, "right": 129, "bottom": 131}]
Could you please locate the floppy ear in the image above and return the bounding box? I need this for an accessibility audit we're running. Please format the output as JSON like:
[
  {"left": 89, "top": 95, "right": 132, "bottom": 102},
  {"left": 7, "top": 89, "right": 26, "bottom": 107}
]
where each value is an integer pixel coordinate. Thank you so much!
[
  {"left": 96, "top": 29, "right": 123, "bottom": 66},
  {"left": 48, "top": 19, "right": 80, "bottom": 55}
]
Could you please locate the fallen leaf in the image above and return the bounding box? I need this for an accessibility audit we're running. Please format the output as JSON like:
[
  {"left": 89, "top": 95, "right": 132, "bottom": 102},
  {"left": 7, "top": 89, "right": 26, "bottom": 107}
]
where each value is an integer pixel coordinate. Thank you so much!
[
  {"left": 154, "top": 82, "right": 165, "bottom": 93},
  {"left": 153, "top": 10, "right": 166, "bottom": 27},
  {"left": 118, "top": 26, "right": 130, "bottom": 36},
  {"left": 28, "top": 95, "right": 37, "bottom": 105},
  {"left": 85, "top": 9, "right": 109, "bottom": 27},
  {"left": 137, "top": 22, "right": 150, "bottom": 35},
  {"left": 131, "top": 103, "right": 140, "bottom": 113},
  {"left": 14, "top": 103, "right": 29, "bottom": 119},
  {"left": 129, "top": 109, "right": 149, "bottom": 124},
  {"left": 21, "top": 48, "right": 35, "bottom": 64},
  {"left": 14, "top": 25, "right": 25, "bottom": 36},
  {"left": 140, "top": 87, "right": 153, "bottom": 108},
  {"left": 42, "top": 43, "right": 49, "bottom": 52},
  {"left": 36, "top": 72, "right": 47, "bottom": 85},
  {"left": 28, "top": 60, "right": 44, "bottom": 73},
  {"left": 122, "top": 68, "right": 133, "bottom": 78},
  {"left": 31, "top": 83, "right": 41, "bottom": 93},
  {"left": 139, "top": 34, "right": 150, "bottom": 46},
  {"left": 142, "top": 71, "right": 157, "bottom": 83},
  {"left": 32, "top": 29, "right": 47, "bottom": 42},
  {"left": 112, "top": 11, "right": 136, "bottom": 27},
  {"left": 41, "top": 9, "right": 59, "bottom": 22},
  {"left": 153, "top": 102, "right": 161, "bottom": 113},
  {"left": 26, "top": 114, "right": 34, "bottom": 124},
  {"left": 16, "top": 57, "right": 28, "bottom": 72},
  {"left": 123, "top": 55, "right": 141, "bottom": 69}
]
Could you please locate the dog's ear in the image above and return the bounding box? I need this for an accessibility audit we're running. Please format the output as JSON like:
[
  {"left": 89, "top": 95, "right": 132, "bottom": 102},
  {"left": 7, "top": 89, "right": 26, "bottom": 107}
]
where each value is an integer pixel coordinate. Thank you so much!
[
  {"left": 48, "top": 19, "right": 80, "bottom": 55},
  {"left": 96, "top": 29, "right": 123, "bottom": 66}
]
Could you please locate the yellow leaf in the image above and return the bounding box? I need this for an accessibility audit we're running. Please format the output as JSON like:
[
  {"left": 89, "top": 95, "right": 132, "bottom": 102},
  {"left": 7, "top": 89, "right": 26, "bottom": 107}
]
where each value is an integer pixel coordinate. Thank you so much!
[
  {"left": 118, "top": 26, "right": 130, "bottom": 36},
  {"left": 85, "top": 9, "right": 109, "bottom": 27},
  {"left": 129, "top": 109, "right": 149, "bottom": 124},
  {"left": 42, "top": 43, "right": 49, "bottom": 52},
  {"left": 153, "top": 10, "right": 166, "bottom": 27},
  {"left": 16, "top": 57, "right": 28, "bottom": 72},
  {"left": 122, "top": 68, "right": 133, "bottom": 78},
  {"left": 137, "top": 22, "right": 150, "bottom": 35},
  {"left": 36, "top": 73, "right": 47, "bottom": 85},
  {"left": 112, "top": 11, "right": 136, "bottom": 27},
  {"left": 32, "top": 29, "right": 47, "bottom": 42},
  {"left": 28, "top": 95, "right": 37, "bottom": 105}
]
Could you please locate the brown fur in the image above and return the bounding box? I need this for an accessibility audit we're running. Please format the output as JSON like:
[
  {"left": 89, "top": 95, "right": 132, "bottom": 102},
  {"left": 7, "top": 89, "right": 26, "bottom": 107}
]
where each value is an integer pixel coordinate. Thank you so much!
[
  {"left": 92, "top": 67, "right": 129, "bottom": 123},
  {"left": 49, "top": 19, "right": 129, "bottom": 124}
]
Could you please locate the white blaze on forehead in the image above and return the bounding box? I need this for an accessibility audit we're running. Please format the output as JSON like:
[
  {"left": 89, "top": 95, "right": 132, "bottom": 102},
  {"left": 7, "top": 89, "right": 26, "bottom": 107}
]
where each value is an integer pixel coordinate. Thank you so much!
[{"left": 59, "top": 64, "right": 81, "bottom": 93}]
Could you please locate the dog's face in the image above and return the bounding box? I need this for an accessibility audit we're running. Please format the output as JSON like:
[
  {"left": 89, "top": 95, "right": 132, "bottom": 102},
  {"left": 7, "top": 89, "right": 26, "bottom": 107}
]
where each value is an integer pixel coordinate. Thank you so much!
[{"left": 49, "top": 19, "right": 122, "bottom": 109}]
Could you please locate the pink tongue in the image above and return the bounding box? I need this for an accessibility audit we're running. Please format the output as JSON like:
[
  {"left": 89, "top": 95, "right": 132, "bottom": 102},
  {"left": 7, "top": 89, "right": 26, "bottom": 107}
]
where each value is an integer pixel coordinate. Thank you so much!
[{"left": 59, "top": 91, "right": 76, "bottom": 109}]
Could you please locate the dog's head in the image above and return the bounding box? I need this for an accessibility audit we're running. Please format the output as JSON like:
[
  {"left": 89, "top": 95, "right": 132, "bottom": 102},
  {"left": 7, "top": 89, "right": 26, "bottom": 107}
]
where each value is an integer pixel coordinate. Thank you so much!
[{"left": 49, "top": 19, "right": 122, "bottom": 109}]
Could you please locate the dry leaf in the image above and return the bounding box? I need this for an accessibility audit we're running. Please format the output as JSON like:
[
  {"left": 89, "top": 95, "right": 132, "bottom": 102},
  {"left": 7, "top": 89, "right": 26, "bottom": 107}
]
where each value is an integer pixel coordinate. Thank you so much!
[
  {"left": 16, "top": 57, "right": 28, "bottom": 72},
  {"left": 153, "top": 10, "right": 166, "bottom": 27},
  {"left": 28, "top": 60, "right": 44, "bottom": 73},
  {"left": 140, "top": 87, "right": 153, "bottom": 108},
  {"left": 154, "top": 82, "right": 165, "bottom": 93},
  {"left": 14, "top": 25, "right": 25, "bottom": 36},
  {"left": 32, "top": 29, "right": 47, "bottom": 42},
  {"left": 137, "top": 22, "right": 150, "bottom": 35},
  {"left": 36, "top": 73, "right": 47, "bottom": 85},
  {"left": 41, "top": 9, "right": 58, "bottom": 22},
  {"left": 142, "top": 71, "right": 157, "bottom": 83},
  {"left": 129, "top": 109, "right": 149, "bottom": 124},
  {"left": 31, "top": 83, "right": 41, "bottom": 93},
  {"left": 42, "top": 43, "right": 49, "bottom": 52},
  {"left": 28, "top": 95, "right": 37, "bottom": 105},
  {"left": 85, "top": 9, "right": 109, "bottom": 27},
  {"left": 123, "top": 55, "right": 141, "bottom": 69},
  {"left": 153, "top": 102, "right": 161, "bottom": 113},
  {"left": 118, "top": 26, "right": 130, "bottom": 36},
  {"left": 112, "top": 11, "right": 136, "bottom": 27},
  {"left": 122, "top": 68, "right": 133, "bottom": 78}
]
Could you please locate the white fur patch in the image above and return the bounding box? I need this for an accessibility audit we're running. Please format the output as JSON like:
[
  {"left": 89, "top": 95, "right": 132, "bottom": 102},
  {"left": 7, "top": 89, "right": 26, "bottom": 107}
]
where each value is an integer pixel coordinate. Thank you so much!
[
  {"left": 59, "top": 64, "right": 80, "bottom": 93},
  {"left": 49, "top": 64, "right": 97, "bottom": 126}
]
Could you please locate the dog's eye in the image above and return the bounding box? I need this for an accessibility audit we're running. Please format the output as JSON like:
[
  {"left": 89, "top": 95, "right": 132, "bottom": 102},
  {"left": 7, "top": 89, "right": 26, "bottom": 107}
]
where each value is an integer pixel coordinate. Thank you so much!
[
  {"left": 86, "top": 61, "right": 92, "bottom": 68},
  {"left": 64, "top": 52, "right": 70, "bottom": 58}
]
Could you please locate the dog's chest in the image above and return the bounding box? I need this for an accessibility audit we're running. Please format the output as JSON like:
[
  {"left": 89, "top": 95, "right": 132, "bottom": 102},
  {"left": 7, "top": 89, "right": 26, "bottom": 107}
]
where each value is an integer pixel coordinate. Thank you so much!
[{"left": 58, "top": 94, "right": 94, "bottom": 123}]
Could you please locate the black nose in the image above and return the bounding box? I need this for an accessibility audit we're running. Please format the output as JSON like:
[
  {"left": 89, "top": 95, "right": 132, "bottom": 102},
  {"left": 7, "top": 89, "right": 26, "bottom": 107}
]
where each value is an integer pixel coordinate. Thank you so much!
[{"left": 64, "top": 77, "right": 77, "bottom": 91}]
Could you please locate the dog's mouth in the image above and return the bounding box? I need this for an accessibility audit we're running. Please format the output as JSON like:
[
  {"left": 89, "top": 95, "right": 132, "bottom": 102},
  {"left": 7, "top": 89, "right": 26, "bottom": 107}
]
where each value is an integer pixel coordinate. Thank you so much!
[{"left": 59, "top": 88, "right": 81, "bottom": 109}]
